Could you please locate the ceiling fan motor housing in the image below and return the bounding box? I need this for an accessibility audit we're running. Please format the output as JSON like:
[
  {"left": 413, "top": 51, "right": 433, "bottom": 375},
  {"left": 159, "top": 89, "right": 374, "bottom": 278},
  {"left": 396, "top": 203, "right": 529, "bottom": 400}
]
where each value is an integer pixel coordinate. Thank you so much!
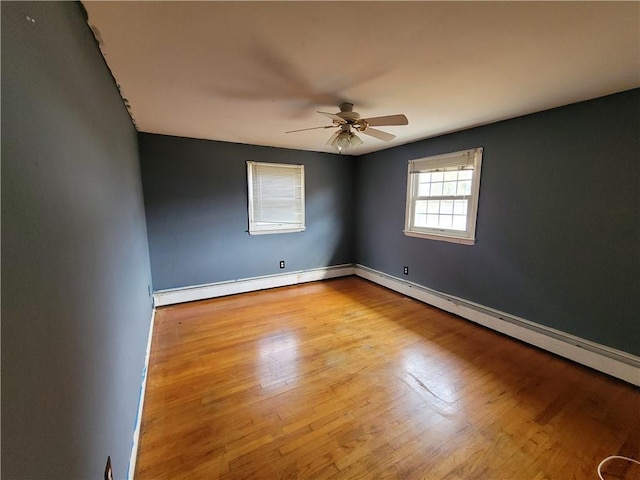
[
  {"left": 335, "top": 103, "right": 368, "bottom": 130},
  {"left": 336, "top": 110, "right": 360, "bottom": 123}
]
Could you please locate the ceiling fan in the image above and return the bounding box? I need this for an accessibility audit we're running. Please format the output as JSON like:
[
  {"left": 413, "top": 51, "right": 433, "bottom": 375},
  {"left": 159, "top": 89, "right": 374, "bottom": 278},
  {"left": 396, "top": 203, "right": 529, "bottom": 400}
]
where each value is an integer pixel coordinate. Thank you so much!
[{"left": 286, "top": 103, "right": 408, "bottom": 152}]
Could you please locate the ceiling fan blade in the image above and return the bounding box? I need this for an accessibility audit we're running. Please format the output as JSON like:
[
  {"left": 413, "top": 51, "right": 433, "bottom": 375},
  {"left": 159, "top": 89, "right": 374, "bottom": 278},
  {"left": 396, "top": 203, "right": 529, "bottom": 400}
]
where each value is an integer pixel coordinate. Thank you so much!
[
  {"left": 326, "top": 131, "right": 339, "bottom": 146},
  {"left": 318, "top": 111, "right": 346, "bottom": 124},
  {"left": 362, "top": 114, "right": 408, "bottom": 126},
  {"left": 361, "top": 127, "right": 396, "bottom": 142},
  {"left": 286, "top": 125, "right": 334, "bottom": 133}
]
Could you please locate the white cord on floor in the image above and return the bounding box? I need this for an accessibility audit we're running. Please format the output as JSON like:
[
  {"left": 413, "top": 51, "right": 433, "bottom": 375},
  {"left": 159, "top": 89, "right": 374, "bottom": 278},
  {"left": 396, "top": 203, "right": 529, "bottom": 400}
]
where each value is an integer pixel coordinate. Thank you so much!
[{"left": 597, "top": 455, "right": 640, "bottom": 480}]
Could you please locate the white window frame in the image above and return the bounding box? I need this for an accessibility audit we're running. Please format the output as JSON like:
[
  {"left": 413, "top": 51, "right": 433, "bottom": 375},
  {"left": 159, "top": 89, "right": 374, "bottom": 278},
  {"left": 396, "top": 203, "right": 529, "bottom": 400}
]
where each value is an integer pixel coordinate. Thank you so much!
[
  {"left": 404, "top": 147, "right": 483, "bottom": 245},
  {"left": 247, "top": 161, "right": 305, "bottom": 235}
]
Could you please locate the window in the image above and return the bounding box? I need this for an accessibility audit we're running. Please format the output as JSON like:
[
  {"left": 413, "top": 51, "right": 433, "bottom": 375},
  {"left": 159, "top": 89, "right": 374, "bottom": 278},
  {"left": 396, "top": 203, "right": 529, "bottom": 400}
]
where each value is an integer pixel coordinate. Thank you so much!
[
  {"left": 404, "top": 147, "right": 483, "bottom": 245},
  {"left": 247, "top": 161, "right": 305, "bottom": 235}
]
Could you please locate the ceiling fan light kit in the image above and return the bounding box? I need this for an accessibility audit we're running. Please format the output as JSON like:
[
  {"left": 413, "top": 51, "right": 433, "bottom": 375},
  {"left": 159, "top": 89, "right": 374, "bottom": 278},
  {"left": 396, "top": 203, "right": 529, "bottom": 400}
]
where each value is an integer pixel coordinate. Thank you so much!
[
  {"left": 336, "top": 132, "right": 351, "bottom": 149},
  {"left": 287, "top": 102, "right": 408, "bottom": 152},
  {"left": 329, "top": 130, "right": 363, "bottom": 152}
]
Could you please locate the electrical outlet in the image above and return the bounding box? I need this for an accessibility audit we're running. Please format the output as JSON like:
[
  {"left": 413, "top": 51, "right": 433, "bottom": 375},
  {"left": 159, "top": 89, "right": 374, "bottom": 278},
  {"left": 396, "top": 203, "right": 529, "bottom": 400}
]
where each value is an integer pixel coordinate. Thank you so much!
[
  {"left": 403, "top": 266, "right": 409, "bottom": 275},
  {"left": 279, "top": 260, "right": 285, "bottom": 269},
  {"left": 104, "top": 456, "right": 113, "bottom": 480}
]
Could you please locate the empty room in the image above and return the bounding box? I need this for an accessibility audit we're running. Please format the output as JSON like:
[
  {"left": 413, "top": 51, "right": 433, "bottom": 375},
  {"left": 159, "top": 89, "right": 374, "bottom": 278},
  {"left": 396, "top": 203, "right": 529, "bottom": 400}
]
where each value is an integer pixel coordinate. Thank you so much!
[{"left": 2, "top": 2, "right": 639, "bottom": 479}]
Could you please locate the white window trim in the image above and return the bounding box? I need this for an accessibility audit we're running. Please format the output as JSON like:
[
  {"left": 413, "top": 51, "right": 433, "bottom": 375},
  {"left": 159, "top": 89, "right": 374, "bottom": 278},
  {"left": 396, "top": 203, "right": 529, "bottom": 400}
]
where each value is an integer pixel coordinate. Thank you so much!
[
  {"left": 403, "top": 147, "right": 483, "bottom": 245},
  {"left": 247, "top": 161, "right": 305, "bottom": 235}
]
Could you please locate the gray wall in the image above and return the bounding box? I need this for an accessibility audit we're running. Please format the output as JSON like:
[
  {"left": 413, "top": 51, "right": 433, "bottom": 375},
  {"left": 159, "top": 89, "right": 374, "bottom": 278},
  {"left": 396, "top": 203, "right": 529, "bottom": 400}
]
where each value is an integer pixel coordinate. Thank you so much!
[
  {"left": 2, "top": 2, "right": 153, "bottom": 478},
  {"left": 139, "top": 133, "right": 355, "bottom": 290},
  {"left": 355, "top": 89, "right": 640, "bottom": 356}
]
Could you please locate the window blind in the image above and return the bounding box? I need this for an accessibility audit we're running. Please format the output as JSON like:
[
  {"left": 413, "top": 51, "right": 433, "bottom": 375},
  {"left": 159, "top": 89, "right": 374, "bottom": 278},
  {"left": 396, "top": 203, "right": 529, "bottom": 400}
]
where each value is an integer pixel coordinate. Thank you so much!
[
  {"left": 247, "top": 161, "right": 305, "bottom": 234},
  {"left": 409, "top": 148, "right": 481, "bottom": 173}
]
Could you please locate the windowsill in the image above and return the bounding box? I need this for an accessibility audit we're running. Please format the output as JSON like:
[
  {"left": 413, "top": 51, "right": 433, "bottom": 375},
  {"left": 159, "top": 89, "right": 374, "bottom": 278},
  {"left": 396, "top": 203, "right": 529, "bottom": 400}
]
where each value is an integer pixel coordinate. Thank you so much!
[
  {"left": 403, "top": 230, "right": 475, "bottom": 245},
  {"left": 249, "top": 227, "right": 306, "bottom": 236}
]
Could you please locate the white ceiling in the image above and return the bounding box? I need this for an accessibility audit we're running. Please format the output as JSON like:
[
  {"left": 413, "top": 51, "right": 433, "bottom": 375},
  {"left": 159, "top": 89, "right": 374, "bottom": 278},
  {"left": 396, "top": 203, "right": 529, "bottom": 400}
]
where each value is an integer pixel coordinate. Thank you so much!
[{"left": 82, "top": 1, "right": 640, "bottom": 156}]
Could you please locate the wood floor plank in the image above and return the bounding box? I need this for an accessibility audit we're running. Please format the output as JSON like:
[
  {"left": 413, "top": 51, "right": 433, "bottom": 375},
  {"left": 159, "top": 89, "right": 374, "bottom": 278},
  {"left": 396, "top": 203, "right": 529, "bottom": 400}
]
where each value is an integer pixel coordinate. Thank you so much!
[{"left": 135, "top": 277, "right": 640, "bottom": 479}]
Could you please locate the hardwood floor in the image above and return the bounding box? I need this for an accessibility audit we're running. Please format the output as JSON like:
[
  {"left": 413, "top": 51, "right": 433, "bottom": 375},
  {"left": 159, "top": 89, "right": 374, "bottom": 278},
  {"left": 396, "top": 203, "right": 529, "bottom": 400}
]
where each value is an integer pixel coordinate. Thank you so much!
[{"left": 135, "top": 277, "right": 639, "bottom": 479}]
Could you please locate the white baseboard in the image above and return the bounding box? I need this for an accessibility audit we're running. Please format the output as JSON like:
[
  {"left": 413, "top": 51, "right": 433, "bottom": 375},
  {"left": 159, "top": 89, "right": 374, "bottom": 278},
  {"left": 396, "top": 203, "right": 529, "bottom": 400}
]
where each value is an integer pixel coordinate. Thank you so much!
[
  {"left": 127, "top": 307, "right": 156, "bottom": 480},
  {"left": 153, "top": 264, "right": 355, "bottom": 307},
  {"left": 355, "top": 264, "right": 640, "bottom": 387}
]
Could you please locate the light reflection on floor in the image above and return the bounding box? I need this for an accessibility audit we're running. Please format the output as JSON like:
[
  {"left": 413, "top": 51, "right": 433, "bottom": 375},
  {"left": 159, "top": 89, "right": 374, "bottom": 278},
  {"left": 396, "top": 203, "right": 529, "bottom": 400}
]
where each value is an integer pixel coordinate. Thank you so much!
[
  {"left": 401, "top": 347, "right": 459, "bottom": 416},
  {"left": 256, "top": 330, "right": 300, "bottom": 388}
]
